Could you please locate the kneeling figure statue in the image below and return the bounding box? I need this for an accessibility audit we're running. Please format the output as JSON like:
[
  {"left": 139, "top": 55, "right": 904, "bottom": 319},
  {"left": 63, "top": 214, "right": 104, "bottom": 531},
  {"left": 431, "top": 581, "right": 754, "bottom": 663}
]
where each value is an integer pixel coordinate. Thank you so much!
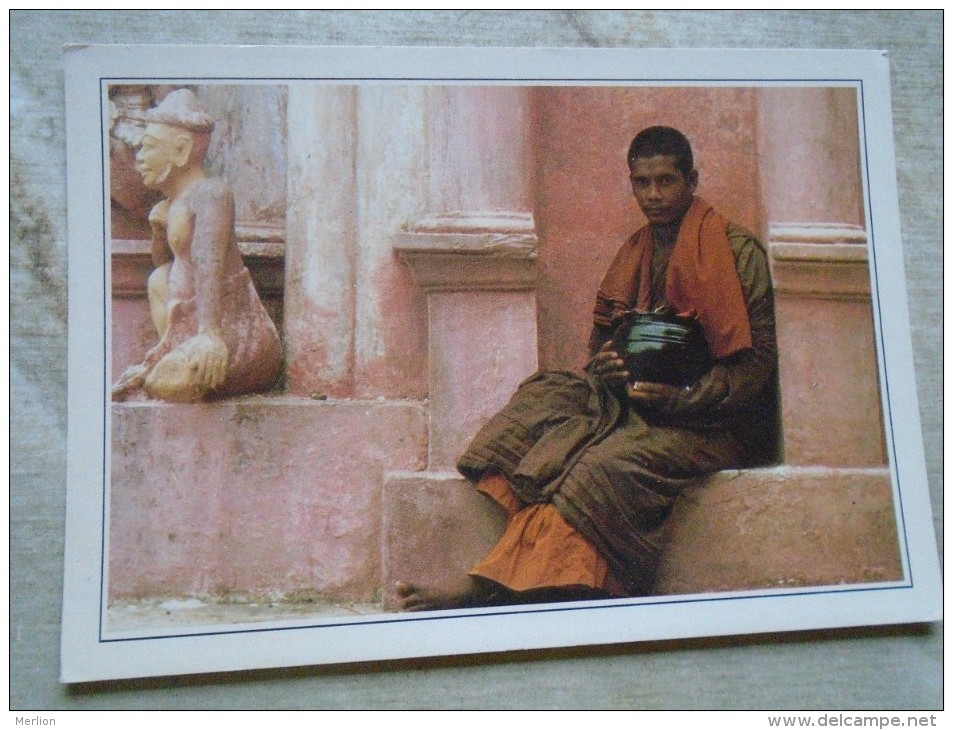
[{"left": 112, "top": 89, "right": 282, "bottom": 403}]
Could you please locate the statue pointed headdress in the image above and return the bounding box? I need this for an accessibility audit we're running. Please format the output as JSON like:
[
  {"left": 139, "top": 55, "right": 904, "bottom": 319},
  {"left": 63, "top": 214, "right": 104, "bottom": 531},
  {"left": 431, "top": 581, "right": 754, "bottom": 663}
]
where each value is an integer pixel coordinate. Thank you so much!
[{"left": 145, "top": 89, "right": 215, "bottom": 133}]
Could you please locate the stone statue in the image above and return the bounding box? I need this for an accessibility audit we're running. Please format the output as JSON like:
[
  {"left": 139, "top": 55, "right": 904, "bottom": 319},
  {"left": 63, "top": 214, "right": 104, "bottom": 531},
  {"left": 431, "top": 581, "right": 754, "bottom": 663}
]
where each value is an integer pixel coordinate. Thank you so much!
[{"left": 112, "top": 89, "right": 283, "bottom": 403}]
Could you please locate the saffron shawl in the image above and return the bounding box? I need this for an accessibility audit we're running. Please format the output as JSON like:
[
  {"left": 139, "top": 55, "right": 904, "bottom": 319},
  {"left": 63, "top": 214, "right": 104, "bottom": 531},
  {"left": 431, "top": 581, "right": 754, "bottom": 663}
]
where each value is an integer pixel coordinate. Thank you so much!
[{"left": 594, "top": 197, "right": 752, "bottom": 359}]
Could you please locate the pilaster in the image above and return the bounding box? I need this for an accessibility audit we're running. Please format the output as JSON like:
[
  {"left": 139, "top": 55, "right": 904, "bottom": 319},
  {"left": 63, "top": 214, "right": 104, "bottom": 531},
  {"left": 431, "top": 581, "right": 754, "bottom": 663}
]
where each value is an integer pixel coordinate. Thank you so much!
[
  {"left": 757, "top": 88, "right": 883, "bottom": 466},
  {"left": 395, "top": 212, "right": 539, "bottom": 470}
]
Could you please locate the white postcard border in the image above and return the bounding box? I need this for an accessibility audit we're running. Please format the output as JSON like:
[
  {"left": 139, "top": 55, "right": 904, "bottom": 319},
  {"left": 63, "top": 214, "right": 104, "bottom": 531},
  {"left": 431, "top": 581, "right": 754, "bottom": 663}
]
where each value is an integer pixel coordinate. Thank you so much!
[{"left": 62, "top": 45, "right": 941, "bottom": 683}]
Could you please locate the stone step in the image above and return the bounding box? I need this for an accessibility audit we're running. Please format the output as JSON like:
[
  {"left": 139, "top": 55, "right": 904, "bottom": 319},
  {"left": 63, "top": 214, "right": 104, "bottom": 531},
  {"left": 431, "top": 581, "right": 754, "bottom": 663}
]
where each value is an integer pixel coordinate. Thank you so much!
[
  {"left": 109, "top": 397, "right": 427, "bottom": 602},
  {"left": 382, "top": 466, "right": 903, "bottom": 606},
  {"left": 654, "top": 466, "right": 902, "bottom": 594},
  {"left": 381, "top": 471, "right": 509, "bottom": 610}
]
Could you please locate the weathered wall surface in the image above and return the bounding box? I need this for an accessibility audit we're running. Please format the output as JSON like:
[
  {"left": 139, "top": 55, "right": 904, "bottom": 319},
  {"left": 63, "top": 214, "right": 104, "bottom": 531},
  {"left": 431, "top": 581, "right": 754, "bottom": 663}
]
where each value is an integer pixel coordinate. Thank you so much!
[
  {"left": 109, "top": 399, "right": 427, "bottom": 600},
  {"left": 11, "top": 9, "right": 941, "bottom": 710},
  {"left": 198, "top": 84, "right": 288, "bottom": 229},
  {"left": 105, "top": 77, "right": 890, "bottom": 603}
]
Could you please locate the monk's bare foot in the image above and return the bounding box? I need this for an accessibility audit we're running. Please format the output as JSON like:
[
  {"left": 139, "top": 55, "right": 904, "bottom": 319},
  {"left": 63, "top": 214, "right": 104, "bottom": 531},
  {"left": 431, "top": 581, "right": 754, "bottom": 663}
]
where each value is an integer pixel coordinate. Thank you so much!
[{"left": 395, "top": 576, "right": 490, "bottom": 611}]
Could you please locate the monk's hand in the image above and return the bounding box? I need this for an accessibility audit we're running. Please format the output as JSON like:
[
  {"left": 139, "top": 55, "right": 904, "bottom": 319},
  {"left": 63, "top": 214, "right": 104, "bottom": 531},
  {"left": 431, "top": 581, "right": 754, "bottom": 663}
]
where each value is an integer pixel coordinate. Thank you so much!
[
  {"left": 183, "top": 331, "right": 229, "bottom": 391},
  {"left": 589, "top": 340, "right": 630, "bottom": 386},
  {"left": 627, "top": 381, "right": 685, "bottom": 409}
]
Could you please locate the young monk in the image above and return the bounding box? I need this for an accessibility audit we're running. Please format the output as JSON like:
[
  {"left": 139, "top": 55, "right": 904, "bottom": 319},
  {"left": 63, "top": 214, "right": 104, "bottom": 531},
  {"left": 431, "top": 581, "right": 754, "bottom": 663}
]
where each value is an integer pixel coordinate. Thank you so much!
[{"left": 398, "top": 126, "right": 778, "bottom": 610}]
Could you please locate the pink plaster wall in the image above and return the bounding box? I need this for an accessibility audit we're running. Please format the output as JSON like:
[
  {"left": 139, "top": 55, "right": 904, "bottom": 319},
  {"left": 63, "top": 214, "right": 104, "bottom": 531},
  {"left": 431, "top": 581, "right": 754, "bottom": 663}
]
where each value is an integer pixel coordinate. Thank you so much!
[
  {"left": 423, "top": 85, "right": 534, "bottom": 213},
  {"left": 283, "top": 85, "right": 359, "bottom": 399},
  {"left": 109, "top": 399, "right": 427, "bottom": 601},
  {"left": 350, "top": 256, "right": 428, "bottom": 400},
  {"left": 758, "top": 87, "right": 865, "bottom": 227},
  {"left": 532, "top": 86, "right": 764, "bottom": 371},
  {"left": 105, "top": 85, "right": 891, "bottom": 606},
  {"left": 349, "top": 86, "right": 432, "bottom": 401},
  {"left": 775, "top": 295, "right": 886, "bottom": 466},
  {"left": 428, "top": 290, "right": 539, "bottom": 470}
]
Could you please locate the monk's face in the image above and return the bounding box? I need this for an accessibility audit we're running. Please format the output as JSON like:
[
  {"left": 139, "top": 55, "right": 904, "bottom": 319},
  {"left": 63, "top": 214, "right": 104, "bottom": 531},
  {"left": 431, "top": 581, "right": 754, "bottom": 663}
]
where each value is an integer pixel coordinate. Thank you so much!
[
  {"left": 135, "top": 122, "right": 190, "bottom": 191},
  {"left": 629, "top": 154, "right": 698, "bottom": 227}
]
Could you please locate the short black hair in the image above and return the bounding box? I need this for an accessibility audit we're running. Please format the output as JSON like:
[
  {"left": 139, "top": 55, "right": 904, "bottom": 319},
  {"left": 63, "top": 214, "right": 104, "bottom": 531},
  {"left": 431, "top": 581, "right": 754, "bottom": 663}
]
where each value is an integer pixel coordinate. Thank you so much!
[{"left": 627, "top": 126, "right": 694, "bottom": 177}]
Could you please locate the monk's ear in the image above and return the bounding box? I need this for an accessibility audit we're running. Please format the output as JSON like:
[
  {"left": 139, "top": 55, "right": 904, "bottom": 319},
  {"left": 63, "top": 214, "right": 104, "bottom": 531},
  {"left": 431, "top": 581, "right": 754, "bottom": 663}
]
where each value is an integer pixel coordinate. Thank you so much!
[
  {"left": 686, "top": 168, "right": 699, "bottom": 193},
  {"left": 171, "top": 133, "right": 195, "bottom": 167}
]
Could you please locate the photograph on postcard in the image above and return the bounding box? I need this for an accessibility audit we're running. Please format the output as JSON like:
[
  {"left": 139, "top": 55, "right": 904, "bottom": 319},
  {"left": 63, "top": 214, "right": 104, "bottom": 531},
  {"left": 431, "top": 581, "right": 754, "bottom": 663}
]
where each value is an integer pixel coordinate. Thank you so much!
[{"left": 62, "top": 46, "right": 940, "bottom": 681}]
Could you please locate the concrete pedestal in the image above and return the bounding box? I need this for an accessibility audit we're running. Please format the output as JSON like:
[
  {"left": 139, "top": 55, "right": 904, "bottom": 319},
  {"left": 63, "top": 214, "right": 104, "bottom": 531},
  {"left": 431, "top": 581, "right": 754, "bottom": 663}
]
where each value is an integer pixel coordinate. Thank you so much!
[{"left": 109, "top": 398, "right": 426, "bottom": 602}]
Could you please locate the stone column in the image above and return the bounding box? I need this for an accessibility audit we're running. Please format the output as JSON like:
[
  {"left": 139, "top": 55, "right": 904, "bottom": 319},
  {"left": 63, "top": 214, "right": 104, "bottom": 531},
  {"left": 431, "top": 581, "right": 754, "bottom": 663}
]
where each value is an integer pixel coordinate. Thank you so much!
[
  {"left": 352, "top": 86, "right": 430, "bottom": 400},
  {"left": 395, "top": 216, "right": 538, "bottom": 470},
  {"left": 284, "top": 85, "right": 358, "bottom": 397},
  {"left": 393, "top": 86, "right": 539, "bottom": 471},
  {"left": 758, "top": 87, "right": 886, "bottom": 466},
  {"left": 382, "top": 88, "right": 539, "bottom": 605}
]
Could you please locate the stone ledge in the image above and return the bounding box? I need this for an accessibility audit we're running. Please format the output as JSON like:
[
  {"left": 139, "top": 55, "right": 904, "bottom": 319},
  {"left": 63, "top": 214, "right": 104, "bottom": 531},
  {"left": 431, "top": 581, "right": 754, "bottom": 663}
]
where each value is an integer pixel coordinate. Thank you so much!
[
  {"left": 408, "top": 211, "right": 537, "bottom": 235},
  {"left": 655, "top": 466, "right": 902, "bottom": 595},
  {"left": 769, "top": 237, "right": 871, "bottom": 300},
  {"left": 381, "top": 466, "right": 903, "bottom": 603},
  {"left": 393, "top": 210, "right": 539, "bottom": 292},
  {"left": 768, "top": 223, "right": 867, "bottom": 246},
  {"left": 112, "top": 394, "right": 427, "bottom": 410},
  {"left": 109, "top": 397, "right": 428, "bottom": 602},
  {"left": 111, "top": 236, "right": 285, "bottom": 299},
  {"left": 394, "top": 250, "right": 538, "bottom": 293}
]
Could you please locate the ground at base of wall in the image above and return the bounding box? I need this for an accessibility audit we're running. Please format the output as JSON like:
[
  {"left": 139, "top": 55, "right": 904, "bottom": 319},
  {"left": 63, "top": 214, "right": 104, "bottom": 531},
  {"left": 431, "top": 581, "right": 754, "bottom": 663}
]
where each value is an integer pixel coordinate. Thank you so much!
[{"left": 107, "top": 595, "right": 383, "bottom": 632}]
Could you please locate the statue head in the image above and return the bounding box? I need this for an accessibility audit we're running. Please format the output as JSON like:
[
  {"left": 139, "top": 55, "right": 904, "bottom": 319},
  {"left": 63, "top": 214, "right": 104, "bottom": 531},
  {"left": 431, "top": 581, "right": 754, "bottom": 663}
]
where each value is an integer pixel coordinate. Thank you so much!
[{"left": 135, "top": 89, "right": 215, "bottom": 192}]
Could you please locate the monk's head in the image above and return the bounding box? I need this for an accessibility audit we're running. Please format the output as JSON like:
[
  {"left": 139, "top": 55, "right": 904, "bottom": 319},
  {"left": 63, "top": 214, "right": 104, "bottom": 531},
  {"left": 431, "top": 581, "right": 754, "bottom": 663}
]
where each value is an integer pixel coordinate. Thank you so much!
[
  {"left": 135, "top": 89, "right": 214, "bottom": 192},
  {"left": 627, "top": 126, "right": 698, "bottom": 227}
]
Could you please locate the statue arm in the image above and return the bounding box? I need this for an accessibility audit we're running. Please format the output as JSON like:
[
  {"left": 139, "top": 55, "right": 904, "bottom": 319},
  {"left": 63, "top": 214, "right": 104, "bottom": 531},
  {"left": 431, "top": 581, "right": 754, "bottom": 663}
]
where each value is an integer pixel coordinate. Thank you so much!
[
  {"left": 182, "top": 180, "right": 234, "bottom": 390},
  {"left": 149, "top": 204, "right": 173, "bottom": 267},
  {"left": 189, "top": 180, "right": 234, "bottom": 333}
]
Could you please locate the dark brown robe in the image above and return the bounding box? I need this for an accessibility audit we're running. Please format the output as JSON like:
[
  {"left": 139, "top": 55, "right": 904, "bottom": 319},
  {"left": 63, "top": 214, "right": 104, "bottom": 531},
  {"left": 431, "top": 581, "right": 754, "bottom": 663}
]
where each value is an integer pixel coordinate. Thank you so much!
[{"left": 458, "top": 210, "right": 778, "bottom": 596}]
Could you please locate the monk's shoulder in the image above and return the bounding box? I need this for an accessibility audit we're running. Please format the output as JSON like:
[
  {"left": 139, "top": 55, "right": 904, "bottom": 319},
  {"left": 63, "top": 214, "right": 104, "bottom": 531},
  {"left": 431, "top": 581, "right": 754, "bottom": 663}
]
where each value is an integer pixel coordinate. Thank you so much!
[
  {"left": 726, "top": 222, "right": 767, "bottom": 260},
  {"left": 726, "top": 222, "right": 763, "bottom": 248},
  {"left": 725, "top": 222, "right": 772, "bottom": 299}
]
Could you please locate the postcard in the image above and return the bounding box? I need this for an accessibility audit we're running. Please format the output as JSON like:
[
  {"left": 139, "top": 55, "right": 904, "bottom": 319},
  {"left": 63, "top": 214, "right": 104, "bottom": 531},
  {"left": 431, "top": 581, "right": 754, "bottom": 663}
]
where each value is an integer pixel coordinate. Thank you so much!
[{"left": 61, "top": 45, "right": 941, "bottom": 683}]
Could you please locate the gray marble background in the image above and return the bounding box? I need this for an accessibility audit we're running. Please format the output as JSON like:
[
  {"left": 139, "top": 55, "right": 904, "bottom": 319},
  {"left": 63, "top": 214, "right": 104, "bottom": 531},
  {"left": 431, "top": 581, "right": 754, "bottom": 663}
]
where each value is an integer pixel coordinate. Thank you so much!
[{"left": 11, "top": 10, "right": 941, "bottom": 710}]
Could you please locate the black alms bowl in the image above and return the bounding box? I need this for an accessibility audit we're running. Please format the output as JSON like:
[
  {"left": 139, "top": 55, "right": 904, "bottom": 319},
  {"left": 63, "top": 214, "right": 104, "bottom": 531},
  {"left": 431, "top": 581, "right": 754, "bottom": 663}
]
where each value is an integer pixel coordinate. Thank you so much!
[{"left": 610, "top": 311, "right": 713, "bottom": 388}]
